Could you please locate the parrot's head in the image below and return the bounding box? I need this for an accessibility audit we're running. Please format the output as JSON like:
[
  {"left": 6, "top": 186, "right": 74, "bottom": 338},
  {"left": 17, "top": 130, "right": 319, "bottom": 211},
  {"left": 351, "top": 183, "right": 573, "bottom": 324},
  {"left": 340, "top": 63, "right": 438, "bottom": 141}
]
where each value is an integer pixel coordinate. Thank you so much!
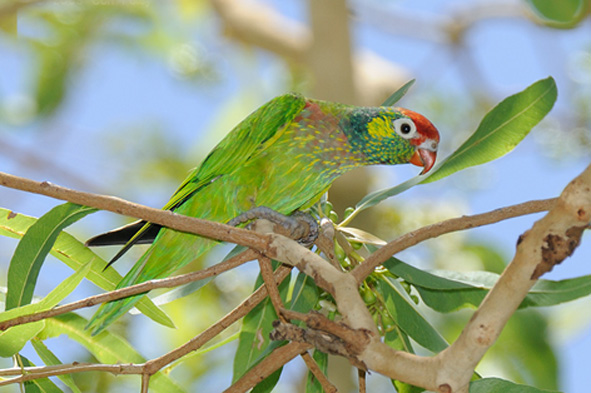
[
  {"left": 396, "top": 108, "right": 440, "bottom": 174},
  {"left": 345, "top": 107, "right": 440, "bottom": 174}
]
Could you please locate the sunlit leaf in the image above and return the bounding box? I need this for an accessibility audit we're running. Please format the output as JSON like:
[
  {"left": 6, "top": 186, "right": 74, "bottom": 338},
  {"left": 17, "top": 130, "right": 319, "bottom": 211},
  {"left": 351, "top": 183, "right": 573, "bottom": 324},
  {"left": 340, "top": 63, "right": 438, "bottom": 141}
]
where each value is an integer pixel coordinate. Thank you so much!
[
  {"left": 6, "top": 203, "right": 96, "bottom": 310},
  {"left": 0, "top": 207, "right": 174, "bottom": 328},
  {"left": 381, "top": 79, "right": 416, "bottom": 106},
  {"left": 17, "top": 354, "right": 64, "bottom": 393},
  {"left": 423, "top": 76, "right": 558, "bottom": 183},
  {"left": 31, "top": 339, "right": 82, "bottom": 393},
  {"left": 0, "top": 262, "right": 90, "bottom": 357},
  {"left": 39, "top": 313, "right": 185, "bottom": 393},
  {"left": 344, "top": 77, "right": 558, "bottom": 223}
]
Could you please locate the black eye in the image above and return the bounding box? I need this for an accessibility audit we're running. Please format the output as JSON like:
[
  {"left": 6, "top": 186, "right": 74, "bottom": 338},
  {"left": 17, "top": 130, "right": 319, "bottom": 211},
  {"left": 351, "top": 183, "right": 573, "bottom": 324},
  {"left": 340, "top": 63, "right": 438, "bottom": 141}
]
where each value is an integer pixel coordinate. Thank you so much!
[{"left": 401, "top": 123, "right": 411, "bottom": 134}]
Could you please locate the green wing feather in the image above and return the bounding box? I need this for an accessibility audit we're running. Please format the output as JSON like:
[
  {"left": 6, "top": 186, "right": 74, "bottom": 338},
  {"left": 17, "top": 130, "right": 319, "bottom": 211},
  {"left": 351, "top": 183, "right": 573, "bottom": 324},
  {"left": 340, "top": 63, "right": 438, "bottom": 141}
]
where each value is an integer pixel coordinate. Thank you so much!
[{"left": 88, "top": 93, "right": 306, "bottom": 334}]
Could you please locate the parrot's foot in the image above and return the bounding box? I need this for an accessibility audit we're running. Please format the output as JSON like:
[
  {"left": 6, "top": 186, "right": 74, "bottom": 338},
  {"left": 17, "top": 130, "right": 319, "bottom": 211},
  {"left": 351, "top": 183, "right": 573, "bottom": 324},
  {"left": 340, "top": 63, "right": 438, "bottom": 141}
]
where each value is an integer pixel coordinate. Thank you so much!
[{"left": 228, "top": 206, "right": 318, "bottom": 246}]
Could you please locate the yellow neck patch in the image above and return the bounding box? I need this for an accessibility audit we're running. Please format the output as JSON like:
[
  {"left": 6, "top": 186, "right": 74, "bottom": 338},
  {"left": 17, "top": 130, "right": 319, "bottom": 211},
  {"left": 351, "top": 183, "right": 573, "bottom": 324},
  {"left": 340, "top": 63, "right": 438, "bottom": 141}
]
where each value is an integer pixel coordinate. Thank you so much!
[{"left": 366, "top": 116, "right": 393, "bottom": 140}]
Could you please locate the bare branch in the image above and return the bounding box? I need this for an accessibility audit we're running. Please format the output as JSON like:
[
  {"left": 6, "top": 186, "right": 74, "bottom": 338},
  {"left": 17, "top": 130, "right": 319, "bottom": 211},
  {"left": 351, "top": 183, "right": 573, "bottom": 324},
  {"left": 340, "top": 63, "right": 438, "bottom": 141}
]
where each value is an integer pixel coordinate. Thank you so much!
[
  {"left": 0, "top": 362, "right": 144, "bottom": 386},
  {"left": 300, "top": 351, "right": 338, "bottom": 393},
  {"left": 142, "top": 266, "right": 292, "bottom": 376},
  {"left": 0, "top": 171, "right": 270, "bottom": 252},
  {"left": 224, "top": 342, "right": 311, "bottom": 393},
  {"left": 351, "top": 197, "right": 557, "bottom": 283}
]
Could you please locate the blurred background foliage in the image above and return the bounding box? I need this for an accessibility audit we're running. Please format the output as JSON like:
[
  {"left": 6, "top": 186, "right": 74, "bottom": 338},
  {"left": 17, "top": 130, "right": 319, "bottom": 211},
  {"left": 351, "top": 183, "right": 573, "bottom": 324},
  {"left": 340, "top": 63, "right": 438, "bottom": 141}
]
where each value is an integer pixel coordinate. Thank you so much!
[{"left": 0, "top": 0, "right": 589, "bottom": 392}]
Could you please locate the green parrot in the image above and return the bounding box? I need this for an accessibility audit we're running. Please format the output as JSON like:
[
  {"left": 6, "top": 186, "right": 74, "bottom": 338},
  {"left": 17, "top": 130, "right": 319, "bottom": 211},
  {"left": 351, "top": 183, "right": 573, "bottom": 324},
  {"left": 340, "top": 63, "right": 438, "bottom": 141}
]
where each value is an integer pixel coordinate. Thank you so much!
[{"left": 86, "top": 93, "right": 440, "bottom": 334}]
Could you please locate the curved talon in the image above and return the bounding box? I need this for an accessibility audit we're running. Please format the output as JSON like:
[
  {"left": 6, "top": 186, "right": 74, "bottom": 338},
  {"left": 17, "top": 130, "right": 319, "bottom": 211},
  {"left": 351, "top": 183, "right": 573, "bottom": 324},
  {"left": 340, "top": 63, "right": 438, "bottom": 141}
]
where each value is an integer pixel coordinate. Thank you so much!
[{"left": 228, "top": 206, "right": 319, "bottom": 246}]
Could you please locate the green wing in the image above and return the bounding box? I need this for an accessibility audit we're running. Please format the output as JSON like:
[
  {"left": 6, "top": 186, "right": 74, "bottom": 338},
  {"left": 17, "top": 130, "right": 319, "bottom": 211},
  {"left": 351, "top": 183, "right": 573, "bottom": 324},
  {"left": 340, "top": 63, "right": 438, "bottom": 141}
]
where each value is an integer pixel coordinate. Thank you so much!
[
  {"left": 104, "top": 93, "right": 307, "bottom": 264},
  {"left": 165, "top": 93, "right": 306, "bottom": 211}
]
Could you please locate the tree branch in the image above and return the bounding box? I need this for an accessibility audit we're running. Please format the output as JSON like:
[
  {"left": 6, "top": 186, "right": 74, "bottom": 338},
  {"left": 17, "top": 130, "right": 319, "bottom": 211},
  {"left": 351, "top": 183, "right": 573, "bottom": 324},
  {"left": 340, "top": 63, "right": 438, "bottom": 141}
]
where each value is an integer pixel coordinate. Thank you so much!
[
  {"left": 351, "top": 197, "right": 557, "bottom": 283},
  {"left": 0, "top": 167, "right": 586, "bottom": 392},
  {"left": 0, "top": 171, "right": 269, "bottom": 252},
  {"left": 0, "top": 249, "right": 258, "bottom": 331}
]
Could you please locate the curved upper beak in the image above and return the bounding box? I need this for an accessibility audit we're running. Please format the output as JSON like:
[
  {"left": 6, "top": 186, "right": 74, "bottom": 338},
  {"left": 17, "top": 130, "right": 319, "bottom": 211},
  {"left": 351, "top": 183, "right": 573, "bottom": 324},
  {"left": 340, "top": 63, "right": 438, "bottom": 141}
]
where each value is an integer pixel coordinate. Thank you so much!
[{"left": 410, "top": 142, "right": 437, "bottom": 175}]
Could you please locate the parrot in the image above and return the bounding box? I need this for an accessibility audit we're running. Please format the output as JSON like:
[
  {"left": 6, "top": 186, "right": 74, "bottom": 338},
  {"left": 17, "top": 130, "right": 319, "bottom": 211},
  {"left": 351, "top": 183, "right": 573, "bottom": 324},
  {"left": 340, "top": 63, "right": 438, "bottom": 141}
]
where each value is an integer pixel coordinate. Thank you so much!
[{"left": 85, "top": 93, "right": 440, "bottom": 334}]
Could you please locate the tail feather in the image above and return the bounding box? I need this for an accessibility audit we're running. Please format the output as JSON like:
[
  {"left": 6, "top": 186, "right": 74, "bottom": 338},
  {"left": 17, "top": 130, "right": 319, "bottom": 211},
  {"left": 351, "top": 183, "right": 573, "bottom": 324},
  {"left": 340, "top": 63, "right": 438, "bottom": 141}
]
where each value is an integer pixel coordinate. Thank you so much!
[{"left": 87, "top": 249, "right": 153, "bottom": 335}]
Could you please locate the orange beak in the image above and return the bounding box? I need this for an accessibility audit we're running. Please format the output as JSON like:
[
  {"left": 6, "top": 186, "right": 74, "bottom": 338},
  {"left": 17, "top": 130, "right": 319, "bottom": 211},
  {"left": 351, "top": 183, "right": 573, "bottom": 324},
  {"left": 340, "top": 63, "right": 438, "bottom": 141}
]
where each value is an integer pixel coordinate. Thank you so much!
[{"left": 410, "top": 148, "right": 437, "bottom": 175}]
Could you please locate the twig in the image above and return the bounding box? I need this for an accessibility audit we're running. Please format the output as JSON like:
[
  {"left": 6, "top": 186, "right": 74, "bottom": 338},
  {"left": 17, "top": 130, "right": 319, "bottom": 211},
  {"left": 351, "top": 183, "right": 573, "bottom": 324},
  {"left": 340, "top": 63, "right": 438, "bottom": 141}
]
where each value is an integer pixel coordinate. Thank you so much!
[
  {"left": 0, "top": 249, "right": 258, "bottom": 331},
  {"left": 0, "top": 362, "right": 144, "bottom": 386},
  {"left": 142, "top": 266, "right": 293, "bottom": 375},
  {"left": 223, "top": 341, "right": 311, "bottom": 393},
  {"left": 358, "top": 369, "right": 367, "bottom": 393},
  {"left": 300, "top": 351, "right": 338, "bottom": 393},
  {"left": 351, "top": 197, "right": 557, "bottom": 283},
  {"left": 258, "top": 256, "right": 287, "bottom": 323}
]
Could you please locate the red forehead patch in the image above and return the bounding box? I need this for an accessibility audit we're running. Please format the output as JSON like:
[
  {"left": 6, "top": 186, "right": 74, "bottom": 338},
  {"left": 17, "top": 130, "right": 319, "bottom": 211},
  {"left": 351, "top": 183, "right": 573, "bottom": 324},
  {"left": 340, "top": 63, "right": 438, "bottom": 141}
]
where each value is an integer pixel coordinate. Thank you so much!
[{"left": 398, "top": 108, "right": 440, "bottom": 142}]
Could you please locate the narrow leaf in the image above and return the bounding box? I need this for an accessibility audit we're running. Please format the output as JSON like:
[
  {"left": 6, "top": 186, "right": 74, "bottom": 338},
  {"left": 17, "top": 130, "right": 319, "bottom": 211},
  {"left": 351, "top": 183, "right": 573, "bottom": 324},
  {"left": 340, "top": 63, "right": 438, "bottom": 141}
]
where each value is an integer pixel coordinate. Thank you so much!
[
  {"left": 0, "top": 262, "right": 91, "bottom": 357},
  {"left": 31, "top": 339, "right": 82, "bottom": 393},
  {"left": 346, "top": 77, "right": 558, "bottom": 220},
  {"left": 381, "top": 79, "right": 416, "bottom": 106},
  {"left": 0, "top": 208, "right": 174, "bottom": 328},
  {"left": 6, "top": 203, "right": 96, "bottom": 310},
  {"left": 289, "top": 271, "right": 319, "bottom": 315},
  {"left": 423, "top": 76, "right": 557, "bottom": 183},
  {"left": 384, "top": 257, "right": 591, "bottom": 312},
  {"left": 377, "top": 278, "right": 448, "bottom": 352},
  {"left": 17, "top": 354, "right": 63, "bottom": 393},
  {"left": 38, "top": 313, "right": 186, "bottom": 393},
  {"left": 469, "top": 377, "right": 560, "bottom": 393},
  {"left": 233, "top": 263, "right": 290, "bottom": 387}
]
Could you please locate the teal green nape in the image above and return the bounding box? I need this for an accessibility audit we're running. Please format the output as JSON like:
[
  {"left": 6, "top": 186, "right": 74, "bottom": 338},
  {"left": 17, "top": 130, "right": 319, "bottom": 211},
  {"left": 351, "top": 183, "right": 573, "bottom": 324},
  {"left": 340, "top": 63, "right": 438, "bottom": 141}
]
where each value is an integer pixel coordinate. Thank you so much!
[{"left": 85, "top": 93, "right": 441, "bottom": 334}]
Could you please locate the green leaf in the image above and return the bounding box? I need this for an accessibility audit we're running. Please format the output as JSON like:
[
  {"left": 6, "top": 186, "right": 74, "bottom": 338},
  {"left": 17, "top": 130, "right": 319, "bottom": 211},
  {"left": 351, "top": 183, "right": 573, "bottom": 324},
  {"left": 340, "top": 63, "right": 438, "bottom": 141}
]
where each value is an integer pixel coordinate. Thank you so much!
[
  {"left": 0, "top": 207, "right": 174, "bottom": 328},
  {"left": 343, "top": 77, "right": 558, "bottom": 223},
  {"left": 376, "top": 277, "right": 448, "bottom": 353},
  {"left": 0, "top": 262, "right": 91, "bottom": 357},
  {"left": 17, "top": 354, "right": 64, "bottom": 393},
  {"left": 38, "top": 313, "right": 185, "bottom": 393},
  {"left": 383, "top": 257, "right": 591, "bottom": 312},
  {"left": 0, "top": 321, "right": 44, "bottom": 358},
  {"left": 469, "top": 377, "right": 561, "bottom": 393},
  {"left": 31, "top": 339, "right": 82, "bottom": 393},
  {"left": 289, "top": 272, "right": 319, "bottom": 315},
  {"left": 381, "top": 79, "right": 416, "bottom": 106},
  {"left": 232, "top": 264, "right": 290, "bottom": 386},
  {"left": 526, "top": 0, "right": 589, "bottom": 28},
  {"left": 423, "top": 76, "right": 558, "bottom": 184},
  {"left": 6, "top": 203, "right": 97, "bottom": 310}
]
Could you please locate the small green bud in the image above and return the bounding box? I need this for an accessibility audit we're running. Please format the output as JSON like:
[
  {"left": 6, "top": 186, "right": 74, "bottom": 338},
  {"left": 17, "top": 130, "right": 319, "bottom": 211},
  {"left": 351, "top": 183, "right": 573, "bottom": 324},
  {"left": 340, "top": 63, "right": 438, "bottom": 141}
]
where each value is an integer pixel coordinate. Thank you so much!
[
  {"left": 361, "top": 287, "right": 377, "bottom": 305},
  {"left": 343, "top": 207, "right": 355, "bottom": 219},
  {"left": 329, "top": 211, "right": 339, "bottom": 222},
  {"left": 323, "top": 201, "right": 334, "bottom": 216},
  {"left": 381, "top": 314, "right": 396, "bottom": 332},
  {"left": 400, "top": 280, "right": 411, "bottom": 294}
]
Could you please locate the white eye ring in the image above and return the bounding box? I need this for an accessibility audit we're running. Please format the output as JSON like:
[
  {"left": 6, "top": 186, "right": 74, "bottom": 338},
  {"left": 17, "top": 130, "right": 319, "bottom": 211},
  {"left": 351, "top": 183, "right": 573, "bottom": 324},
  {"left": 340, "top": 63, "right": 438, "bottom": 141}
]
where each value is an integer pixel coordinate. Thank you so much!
[{"left": 393, "top": 118, "right": 417, "bottom": 139}]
